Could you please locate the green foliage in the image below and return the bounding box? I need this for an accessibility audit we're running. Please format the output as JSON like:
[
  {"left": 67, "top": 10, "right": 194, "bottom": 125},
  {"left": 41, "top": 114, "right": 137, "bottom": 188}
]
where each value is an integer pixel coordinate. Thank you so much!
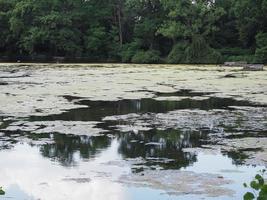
[
  {"left": 184, "top": 35, "right": 222, "bottom": 64},
  {"left": 219, "top": 47, "right": 253, "bottom": 56},
  {"left": 84, "top": 26, "right": 109, "bottom": 59},
  {"left": 158, "top": 0, "right": 224, "bottom": 64},
  {"left": 254, "top": 32, "right": 267, "bottom": 63},
  {"left": 233, "top": 0, "right": 267, "bottom": 48},
  {"left": 166, "top": 42, "right": 187, "bottom": 64},
  {"left": 120, "top": 41, "right": 140, "bottom": 63},
  {"left": 0, "top": 0, "right": 266, "bottom": 63},
  {"left": 225, "top": 55, "right": 255, "bottom": 63},
  {"left": 244, "top": 192, "right": 255, "bottom": 200},
  {"left": 243, "top": 170, "right": 267, "bottom": 200},
  {"left": 0, "top": 187, "right": 5, "bottom": 195},
  {"left": 131, "top": 50, "right": 161, "bottom": 64},
  {"left": 219, "top": 47, "right": 255, "bottom": 63}
]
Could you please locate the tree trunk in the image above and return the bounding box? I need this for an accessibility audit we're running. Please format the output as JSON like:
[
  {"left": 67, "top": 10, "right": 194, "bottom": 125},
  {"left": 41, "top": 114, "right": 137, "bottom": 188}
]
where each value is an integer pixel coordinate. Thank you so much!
[{"left": 117, "top": 4, "right": 123, "bottom": 47}]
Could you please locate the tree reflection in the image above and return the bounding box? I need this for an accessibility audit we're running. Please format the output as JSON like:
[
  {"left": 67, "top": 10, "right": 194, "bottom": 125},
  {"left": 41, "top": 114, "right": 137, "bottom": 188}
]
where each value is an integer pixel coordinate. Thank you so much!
[
  {"left": 29, "top": 96, "right": 256, "bottom": 122},
  {"left": 39, "top": 134, "right": 112, "bottom": 166},
  {"left": 117, "top": 129, "right": 207, "bottom": 169}
]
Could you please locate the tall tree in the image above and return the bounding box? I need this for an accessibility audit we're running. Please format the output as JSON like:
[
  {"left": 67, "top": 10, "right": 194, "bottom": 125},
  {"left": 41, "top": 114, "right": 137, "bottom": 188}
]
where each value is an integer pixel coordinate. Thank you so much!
[
  {"left": 158, "top": 0, "right": 224, "bottom": 63},
  {"left": 0, "top": 0, "right": 16, "bottom": 56},
  {"left": 0, "top": 0, "right": 266, "bottom": 63}
]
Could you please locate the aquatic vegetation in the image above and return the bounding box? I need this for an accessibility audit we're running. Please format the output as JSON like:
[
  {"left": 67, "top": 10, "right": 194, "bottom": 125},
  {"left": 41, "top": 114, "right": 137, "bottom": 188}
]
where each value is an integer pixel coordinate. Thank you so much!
[
  {"left": 4, "top": 121, "right": 106, "bottom": 136},
  {"left": 0, "top": 64, "right": 266, "bottom": 199},
  {"left": 119, "top": 169, "right": 234, "bottom": 197},
  {"left": 0, "top": 64, "right": 266, "bottom": 118}
]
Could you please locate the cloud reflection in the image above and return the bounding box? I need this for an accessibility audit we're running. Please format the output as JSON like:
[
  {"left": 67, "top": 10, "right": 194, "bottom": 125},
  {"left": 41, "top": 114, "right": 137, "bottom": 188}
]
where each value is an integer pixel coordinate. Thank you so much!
[{"left": 0, "top": 140, "right": 129, "bottom": 200}]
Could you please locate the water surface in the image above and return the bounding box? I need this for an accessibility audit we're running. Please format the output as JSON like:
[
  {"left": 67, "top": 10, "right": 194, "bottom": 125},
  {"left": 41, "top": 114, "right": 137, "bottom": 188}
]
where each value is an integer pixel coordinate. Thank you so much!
[{"left": 0, "top": 64, "right": 266, "bottom": 200}]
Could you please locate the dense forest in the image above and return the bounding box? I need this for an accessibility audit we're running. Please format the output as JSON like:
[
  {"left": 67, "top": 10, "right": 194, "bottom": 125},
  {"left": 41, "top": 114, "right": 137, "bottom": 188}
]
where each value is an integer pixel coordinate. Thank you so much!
[{"left": 0, "top": 0, "right": 266, "bottom": 63}]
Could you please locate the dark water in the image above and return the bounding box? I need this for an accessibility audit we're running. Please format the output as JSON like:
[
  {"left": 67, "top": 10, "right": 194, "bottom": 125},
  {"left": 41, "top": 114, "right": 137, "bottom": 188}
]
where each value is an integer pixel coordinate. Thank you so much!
[{"left": 30, "top": 91, "right": 263, "bottom": 122}]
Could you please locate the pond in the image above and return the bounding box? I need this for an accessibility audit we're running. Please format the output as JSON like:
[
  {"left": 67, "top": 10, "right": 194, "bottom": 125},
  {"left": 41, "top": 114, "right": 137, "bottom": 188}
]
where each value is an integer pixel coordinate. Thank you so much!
[{"left": 0, "top": 64, "right": 266, "bottom": 200}]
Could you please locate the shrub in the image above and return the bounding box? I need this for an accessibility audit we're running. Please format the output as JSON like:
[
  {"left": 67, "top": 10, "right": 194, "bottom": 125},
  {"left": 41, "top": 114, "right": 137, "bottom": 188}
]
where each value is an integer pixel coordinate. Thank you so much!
[
  {"left": 166, "top": 42, "right": 187, "bottom": 63},
  {"left": 219, "top": 47, "right": 253, "bottom": 56},
  {"left": 225, "top": 55, "right": 255, "bottom": 63},
  {"left": 120, "top": 41, "right": 141, "bottom": 63},
  {"left": 131, "top": 50, "right": 161, "bottom": 64},
  {"left": 184, "top": 35, "right": 222, "bottom": 64},
  {"left": 0, "top": 187, "right": 5, "bottom": 195},
  {"left": 243, "top": 170, "right": 267, "bottom": 200}
]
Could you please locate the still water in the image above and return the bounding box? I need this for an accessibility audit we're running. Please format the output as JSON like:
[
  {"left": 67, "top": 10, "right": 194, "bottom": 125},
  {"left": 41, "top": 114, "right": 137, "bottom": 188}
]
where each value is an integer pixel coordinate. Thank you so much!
[{"left": 0, "top": 89, "right": 266, "bottom": 200}]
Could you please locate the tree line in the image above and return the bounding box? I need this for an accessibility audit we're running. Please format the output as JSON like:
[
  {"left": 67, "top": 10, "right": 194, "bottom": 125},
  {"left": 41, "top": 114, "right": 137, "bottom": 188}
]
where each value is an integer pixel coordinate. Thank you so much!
[{"left": 0, "top": 0, "right": 266, "bottom": 63}]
